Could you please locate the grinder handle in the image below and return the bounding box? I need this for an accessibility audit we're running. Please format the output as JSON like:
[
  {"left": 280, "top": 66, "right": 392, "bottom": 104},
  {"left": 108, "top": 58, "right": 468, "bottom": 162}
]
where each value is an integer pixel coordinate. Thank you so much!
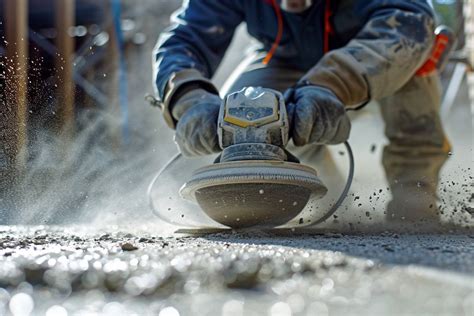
[{"left": 283, "top": 86, "right": 299, "bottom": 140}]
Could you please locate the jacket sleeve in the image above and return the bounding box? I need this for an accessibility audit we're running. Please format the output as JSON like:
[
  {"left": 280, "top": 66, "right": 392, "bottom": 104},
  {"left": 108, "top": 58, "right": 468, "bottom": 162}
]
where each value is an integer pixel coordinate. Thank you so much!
[
  {"left": 153, "top": 0, "right": 244, "bottom": 101},
  {"left": 302, "top": 0, "right": 436, "bottom": 109}
]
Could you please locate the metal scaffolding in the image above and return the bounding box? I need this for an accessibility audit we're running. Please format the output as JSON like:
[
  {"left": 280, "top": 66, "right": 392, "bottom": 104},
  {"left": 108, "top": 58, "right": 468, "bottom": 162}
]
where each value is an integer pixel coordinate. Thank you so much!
[
  {"left": 0, "top": 0, "right": 127, "bottom": 185},
  {"left": 1, "top": 0, "right": 29, "bottom": 178}
]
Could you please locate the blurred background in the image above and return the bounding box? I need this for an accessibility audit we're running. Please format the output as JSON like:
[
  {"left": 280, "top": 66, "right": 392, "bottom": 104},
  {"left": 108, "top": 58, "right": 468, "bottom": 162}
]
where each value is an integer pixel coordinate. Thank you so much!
[{"left": 0, "top": 0, "right": 472, "bottom": 228}]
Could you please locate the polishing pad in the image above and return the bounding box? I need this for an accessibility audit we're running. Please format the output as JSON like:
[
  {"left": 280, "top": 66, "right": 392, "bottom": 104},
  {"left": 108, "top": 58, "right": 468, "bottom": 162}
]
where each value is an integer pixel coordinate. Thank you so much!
[{"left": 180, "top": 161, "right": 328, "bottom": 228}]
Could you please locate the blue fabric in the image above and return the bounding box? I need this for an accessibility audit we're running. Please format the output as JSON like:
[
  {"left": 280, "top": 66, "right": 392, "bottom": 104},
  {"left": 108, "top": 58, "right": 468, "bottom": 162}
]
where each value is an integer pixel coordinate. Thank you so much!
[{"left": 154, "top": 0, "right": 434, "bottom": 100}]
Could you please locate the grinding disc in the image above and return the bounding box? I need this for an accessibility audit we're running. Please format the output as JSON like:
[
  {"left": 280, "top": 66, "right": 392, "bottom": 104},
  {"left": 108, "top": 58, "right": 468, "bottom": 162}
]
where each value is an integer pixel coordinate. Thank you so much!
[{"left": 180, "top": 161, "right": 328, "bottom": 228}]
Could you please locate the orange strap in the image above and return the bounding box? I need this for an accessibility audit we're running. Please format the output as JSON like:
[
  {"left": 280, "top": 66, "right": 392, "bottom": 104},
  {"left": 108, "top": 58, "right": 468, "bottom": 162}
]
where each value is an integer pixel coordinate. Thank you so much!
[
  {"left": 324, "top": 0, "right": 333, "bottom": 54},
  {"left": 264, "top": 0, "right": 332, "bottom": 64},
  {"left": 416, "top": 33, "right": 450, "bottom": 77},
  {"left": 263, "top": 0, "right": 284, "bottom": 65}
]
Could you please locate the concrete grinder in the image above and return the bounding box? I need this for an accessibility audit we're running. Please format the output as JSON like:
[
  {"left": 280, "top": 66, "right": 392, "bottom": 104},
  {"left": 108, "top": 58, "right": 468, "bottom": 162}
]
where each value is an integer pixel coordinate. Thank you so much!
[
  {"left": 177, "top": 87, "right": 349, "bottom": 229},
  {"left": 148, "top": 86, "right": 354, "bottom": 230}
]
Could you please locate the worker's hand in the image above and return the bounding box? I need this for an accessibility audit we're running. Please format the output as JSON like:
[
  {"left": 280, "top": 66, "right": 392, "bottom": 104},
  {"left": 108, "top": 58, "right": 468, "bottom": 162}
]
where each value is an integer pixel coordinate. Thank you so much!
[
  {"left": 285, "top": 85, "right": 351, "bottom": 146},
  {"left": 173, "top": 89, "right": 222, "bottom": 157}
]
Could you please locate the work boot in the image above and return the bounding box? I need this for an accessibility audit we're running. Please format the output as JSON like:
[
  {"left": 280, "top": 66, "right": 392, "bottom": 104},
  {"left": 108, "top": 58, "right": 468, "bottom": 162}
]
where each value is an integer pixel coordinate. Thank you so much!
[
  {"left": 386, "top": 181, "right": 440, "bottom": 224},
  {"left": 379, "top": 73, "right": 451, "bottom": 229}
]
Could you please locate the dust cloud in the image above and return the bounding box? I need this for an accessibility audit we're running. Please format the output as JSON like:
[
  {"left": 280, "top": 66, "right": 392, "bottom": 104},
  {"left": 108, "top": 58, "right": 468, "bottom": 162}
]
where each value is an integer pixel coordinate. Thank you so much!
[{"left": 1, "top": 1, "right": 472, "bottom": 233}]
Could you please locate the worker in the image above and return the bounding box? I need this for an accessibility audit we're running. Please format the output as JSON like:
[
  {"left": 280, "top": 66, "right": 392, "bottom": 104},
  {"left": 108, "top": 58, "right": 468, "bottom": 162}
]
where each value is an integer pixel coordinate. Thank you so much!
[{"left": 152, "top": 0, "right": 451, "bottom": 224}]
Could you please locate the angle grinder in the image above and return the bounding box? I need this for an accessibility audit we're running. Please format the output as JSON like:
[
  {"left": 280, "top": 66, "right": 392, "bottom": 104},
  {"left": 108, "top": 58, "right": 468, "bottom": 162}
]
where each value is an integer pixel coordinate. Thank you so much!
[{"left": 179, "top": 87, "right": 330, "bottom": 228}]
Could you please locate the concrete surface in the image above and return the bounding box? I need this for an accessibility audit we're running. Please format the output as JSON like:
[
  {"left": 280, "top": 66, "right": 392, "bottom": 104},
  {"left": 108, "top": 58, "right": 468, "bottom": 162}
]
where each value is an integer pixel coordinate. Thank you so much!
[{"left": 0, "top": 226, "right": 473, "bottom": 316}]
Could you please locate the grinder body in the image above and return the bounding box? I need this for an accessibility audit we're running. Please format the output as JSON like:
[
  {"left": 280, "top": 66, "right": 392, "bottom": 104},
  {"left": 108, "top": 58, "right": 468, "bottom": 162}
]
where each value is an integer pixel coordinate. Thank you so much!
[{"left": 218, "top": 87, "right": 289, "bottom": 162}]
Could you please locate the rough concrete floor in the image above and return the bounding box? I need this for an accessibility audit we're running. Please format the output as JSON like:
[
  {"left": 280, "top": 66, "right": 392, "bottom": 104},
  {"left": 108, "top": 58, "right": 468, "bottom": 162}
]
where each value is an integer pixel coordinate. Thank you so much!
[{"left": 0, "top": 226, "right": 473, "bottom": 316}]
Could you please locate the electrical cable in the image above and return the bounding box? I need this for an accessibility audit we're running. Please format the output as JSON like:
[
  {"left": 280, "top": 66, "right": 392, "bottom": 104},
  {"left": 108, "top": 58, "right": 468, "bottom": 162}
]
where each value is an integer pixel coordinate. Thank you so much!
[
  {"left": 147, "top": 153, "right": 193, "bottom": 227},
  {"left": 305, "top": 141, "right": 354, "bottom": 227},
  {"left": 148, "top": 142, "right": 354, "bottom": 229}
]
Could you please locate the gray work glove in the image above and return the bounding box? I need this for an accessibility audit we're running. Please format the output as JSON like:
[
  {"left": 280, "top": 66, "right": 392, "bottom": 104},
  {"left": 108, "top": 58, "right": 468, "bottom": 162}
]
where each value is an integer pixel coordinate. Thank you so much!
[
  {"left": 285, "top": 85, "right": 351, "bottom": 146},
  {"left": 172, "top": 88, "right": 222, "bottom": 157}
]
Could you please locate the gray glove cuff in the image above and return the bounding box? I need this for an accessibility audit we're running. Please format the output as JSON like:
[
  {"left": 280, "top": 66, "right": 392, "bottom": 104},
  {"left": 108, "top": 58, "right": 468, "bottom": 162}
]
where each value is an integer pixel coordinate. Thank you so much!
[{"left": 161, "top": 69, "right": 218, "bottom": 129}]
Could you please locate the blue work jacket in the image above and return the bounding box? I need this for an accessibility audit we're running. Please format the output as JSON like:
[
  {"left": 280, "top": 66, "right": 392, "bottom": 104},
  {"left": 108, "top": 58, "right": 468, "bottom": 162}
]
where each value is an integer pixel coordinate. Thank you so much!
[{"left": 154, "top": 0, "right": 434, "bottom": 100}]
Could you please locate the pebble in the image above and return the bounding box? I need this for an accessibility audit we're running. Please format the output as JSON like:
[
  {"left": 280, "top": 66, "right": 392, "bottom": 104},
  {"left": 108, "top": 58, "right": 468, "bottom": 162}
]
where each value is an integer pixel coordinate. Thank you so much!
[{"left": 121, "top": 243, "right": 138, "bottom": 251}]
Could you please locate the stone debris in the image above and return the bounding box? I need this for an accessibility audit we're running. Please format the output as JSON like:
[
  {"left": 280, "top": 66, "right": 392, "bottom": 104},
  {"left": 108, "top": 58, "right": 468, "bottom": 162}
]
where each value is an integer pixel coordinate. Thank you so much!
[{"left": 121, "top": 243, "right": 138, "bottom": 251}]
